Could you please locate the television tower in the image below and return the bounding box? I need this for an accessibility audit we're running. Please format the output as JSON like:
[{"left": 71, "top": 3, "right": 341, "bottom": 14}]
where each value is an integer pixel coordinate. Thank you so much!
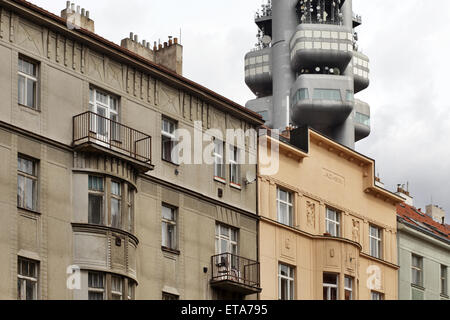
[{"left": 245, "top": 0, "right": 370, "bottom": 148}]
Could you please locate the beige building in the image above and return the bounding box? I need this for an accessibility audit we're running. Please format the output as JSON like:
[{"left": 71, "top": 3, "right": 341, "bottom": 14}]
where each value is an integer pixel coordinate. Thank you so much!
[
  {"left": 258, "top": 128, "right": 404, "bottom": 300},
  {"left": 0, "top": 0, "right": 264, "bottom": 300}
]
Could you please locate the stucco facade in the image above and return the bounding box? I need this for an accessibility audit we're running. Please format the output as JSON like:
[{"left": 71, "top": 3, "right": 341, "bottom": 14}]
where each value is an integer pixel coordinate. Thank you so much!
[
  {"left": 0, "top": 0, "right": 263, "bottom": 300},
  {"left": 397, "top": 205, "right": 450, "bottom": 300},
  {"left": 258, "top": 129, "right": 403, "bottom": 300}
]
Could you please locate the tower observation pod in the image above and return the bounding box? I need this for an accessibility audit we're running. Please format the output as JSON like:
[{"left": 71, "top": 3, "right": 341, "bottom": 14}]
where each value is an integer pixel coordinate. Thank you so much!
[{"left": 245, "top": 0, "right": 371, "bottom": 148}]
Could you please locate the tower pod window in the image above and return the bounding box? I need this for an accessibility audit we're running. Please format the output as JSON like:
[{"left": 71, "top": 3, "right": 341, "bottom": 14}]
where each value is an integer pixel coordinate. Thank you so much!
[{"left": 313, "top": 89, "right": 341, "bottom": 101}]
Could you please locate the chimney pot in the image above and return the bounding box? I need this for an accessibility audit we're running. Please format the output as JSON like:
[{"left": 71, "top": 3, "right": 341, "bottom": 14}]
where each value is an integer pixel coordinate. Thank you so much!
[
  {"left": 164, "top": 42, "right": 168, "bottom": 48},
  {"left": 130, "top": 32, "right": 134, "bottom": 40},
  {"left": 77, "top": 5, "right": 80, "bottom": 14},
  {"left": 86, "top": 11, "right": 90, "bottom": 19},
  {"left": 174, "top": 37, "right": 178, "bottom": 44},
  {"left": 81, "top": 8, "right": 85, "bottom": 16},
  {"left": 71, "top": 3, "right": 75, "bottom": 11},
  {"left": 134, "top": 35, "right": 138, "bottom": 42},
  {"left": 66, "top": 1, "right": 70, "bottom": 10}
]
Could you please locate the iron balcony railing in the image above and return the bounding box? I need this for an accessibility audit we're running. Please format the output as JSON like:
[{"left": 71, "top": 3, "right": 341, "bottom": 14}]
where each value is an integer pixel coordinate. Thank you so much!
[
  {"left": 211, "top": 253, "right": 260, "bottom": 289},
  {"left": 73, "top": 111, "right": 152, "bottom": 164}
]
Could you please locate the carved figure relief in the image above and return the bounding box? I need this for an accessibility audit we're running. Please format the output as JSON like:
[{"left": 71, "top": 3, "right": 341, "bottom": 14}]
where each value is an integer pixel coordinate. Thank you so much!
[
  {"left": 352, "top": 219, "right": 360, "bottom": 243},
  {"left": 306, "top": 201, "right": 316, "bottom": 228}
]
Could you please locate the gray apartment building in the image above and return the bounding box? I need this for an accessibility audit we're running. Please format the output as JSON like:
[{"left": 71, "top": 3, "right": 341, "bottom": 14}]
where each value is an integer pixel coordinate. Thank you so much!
[
  {"left": 0, "top": 0, "right": 264, "bottom": 300},
  {"left": 396, "top": 188, "right": 449, "bottom": 300}
]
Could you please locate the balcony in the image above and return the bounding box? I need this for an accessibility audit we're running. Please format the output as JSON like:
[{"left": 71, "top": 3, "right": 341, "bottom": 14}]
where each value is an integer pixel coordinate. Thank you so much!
[
  {"left": 73, "top": 112, "right": 153, "bottom": 173},
  {"left": 211, "top": 253, "right": 261, "bottom": 295},
  {"left": 290, "top": 24, "right": 353, "bottom": 72},
  {"left": 245, "top": 47, "right": 273, "bottom": 97}
]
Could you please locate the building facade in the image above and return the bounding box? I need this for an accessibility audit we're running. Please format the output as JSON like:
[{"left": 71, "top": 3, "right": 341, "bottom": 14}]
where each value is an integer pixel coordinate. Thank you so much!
[
  {"left": 396, "top": 201, "right": 450, "bottom": 300},
  {"left": 245, "top": 0, "right": 370, "bottom": 149},
  {"left": 0, "top": 0, "right": 264, "bottom": 300},
  {"left": 258, "top": 128, "right": 403, "bottom": 300}
]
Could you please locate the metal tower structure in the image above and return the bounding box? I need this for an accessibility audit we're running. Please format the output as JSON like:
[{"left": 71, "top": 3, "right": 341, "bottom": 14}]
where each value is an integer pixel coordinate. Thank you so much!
[{"left": 245, "top": 0, "right": 371, "bottom": 148}]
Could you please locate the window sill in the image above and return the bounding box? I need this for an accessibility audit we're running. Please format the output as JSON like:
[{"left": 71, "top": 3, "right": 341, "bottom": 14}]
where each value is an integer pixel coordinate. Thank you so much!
[
  {"left": 411, "top": 284, "right": 425, "bottom": 291},
  {"left": 17, "top": 207, "right": 41, "bottom": 215},
  {"left": 162, "top": 246, "right": 180, "bottom": 256},
  {"left": 230, "top": 182, "right": 242, "bottom": 190},
  {"left": 162, "top": 158, "right": 180, "bottom": 167},
  {"left": 214, "top": 176, "right": 227, "bottom": 185},
  {"left": 18, "top": 103, "right": 40, "bottom": 113}
]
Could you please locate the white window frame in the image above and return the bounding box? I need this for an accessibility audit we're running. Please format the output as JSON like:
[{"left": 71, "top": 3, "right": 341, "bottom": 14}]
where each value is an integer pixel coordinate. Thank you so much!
[
  {"left": 369, "top": 225, "right": 382, "bottom": 259},
  {"left": 18, "top": 56, "right": 38, "bottom": 109},
  {"left": 229, "top": 145, "right": 241, "bottom": 188},
  {"left": 323, "top": 273, "right": 339, "bottom": 300},
  {"left": 127, "top": 186, "right": 134, "bottom": 234},
  {"left": 17, "top": 258, "right": 38, "bottom": 300},
  {"left": 344, "top": 276, "right": 353, "bottom": 300},
  {"left": 161, "top": 118, "right": 178, "bottom": 164},
  {"left": 326, "top": 208, "right": 340, "bottom": 237},
  {"left": 277, "top": 188, "right": 294, "bottom": 227},
  {"left": 278, "top": 264, "right": 295, "bottom": 300},
  {"left": 89, "top": 88, "right": 120, "bottom": 142},
  {"left": 441, "top": 265, "right": 448, "bottom": 296},
  {"left": 17, "top": 156, "right": 38, "bottom": 212},
  {"left": 88, "top": 176, "right": 105, "bottom": 226},
  {"left": 162, "top": 205, "right": 177, "bottom": 250},
  {"left": 111, "top": 276, "right": 123, "bottom": 300},
  {"left": 88, "top": 272, "right": 105, "bottom": 300},
  {"left": 411, "top": 254, "right": 423, "bottom": 287},
  {"left": 213, "top": 139, "right": 225, "bottom": 181},
  {"left": 215, "top": 224, "right": 238, "bottom": 256},
  {"left": 371, "top": 291, "right": 384, "bottom": 300},
  {"left": 110, "top": 181, "right": 122, "bottom": 229}
]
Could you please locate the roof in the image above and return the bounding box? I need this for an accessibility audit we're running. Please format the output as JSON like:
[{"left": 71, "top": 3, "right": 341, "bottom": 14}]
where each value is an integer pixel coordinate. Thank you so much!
[
  {"left": 397, "top": 203, "right": 450, "bottom": 242},
  {"left": 4, "top": 0, "right": 264, "bottom": 125}
]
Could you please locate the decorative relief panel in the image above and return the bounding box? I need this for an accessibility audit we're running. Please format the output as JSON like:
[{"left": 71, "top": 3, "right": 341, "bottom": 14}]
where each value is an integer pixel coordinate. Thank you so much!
[
  {"left": 325, "top": 241, "right": 340, "bottom": 268},
  {"left": 159, "top": 83, "right": 180, "bottom": 115},
  {"left": 216, "top": 206, "right": 239, "bottom": 228},
  {"left": 107, "top": 60, "right": 123, "bottom": 91},
  {"left": 17, "top": 20, "right": 43, "bottom": 55},
  {"left": 88, "top": 52, "right": 104, "bottom": 81},
  {"left": 322, "top": 168, "right": 345, "bottom": 186},
  {"left": 280, "top": 230, "right": 296, "bottom": 262}
]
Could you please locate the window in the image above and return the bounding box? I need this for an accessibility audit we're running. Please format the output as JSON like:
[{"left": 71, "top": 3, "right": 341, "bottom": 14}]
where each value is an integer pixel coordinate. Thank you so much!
[
  {"left": 111, "top": 276, "right": 123, "bottom": 300},
  {"left": 215, "top": 224, "right": 238, "bottom": 256},
  {"left": 293, "top": 88, "right": 309, "bottom": 104},
  {"left": 214, "top": 139, "right": 225, "bottom": 180},
  {"left": 313, "top": 89, "right": 341, "bottom": 101},
  {"left": 370, "top": 225, "right": 382, "bottom": 259},
  {"left": 371, "top": 291, "right": 384, "bottom": 300},
  {"left": 18, "top": 56, "right": 38, "bottom": 109},
  {"left": 277, "top": 188, "right": 293, "bottom": 227},
  {"left": 89, "top": 88, "right": 120, "bottom": 141},
  {"left": 412, "top": 254, "right": 423, "bottom": 287},
  {"left": 17, "top": 156, "right": 38, "bottom": 211},
  {"left": 88, "top": 272, "right": 105, "bottom": 300},
  {"left": 346, "top": 90, "right": 354, "bottom": 102},
  {"left": 279, "top": 264, "right": 295, "bottom": 300},
  {"left": 355, "top": 112, "right": 370, "bottom": 126},
  {"left": 111, "top": 181, "right": 122, "bottom": 229},
  {"left": 127, "top": 187, "right": 134, "bottom": 233},
  {"left": 162, "top": 118, "right": 177, "bottom": 163},
  {"left": 162, "top": 292, "right": 179, "bottom": 300},
  {"left": 17, "top": 258, "right": 38, "bottom": 300},
  {"left": 229, "top": 146, "right": 241, "bottom": 186},
  {"left": 323, "top": 273, "right": 339, "bottom": 300},
  {"left": 344, "top": 276, "right": 353, "bottom": 300},
  {"left": 325, "top": 208, "right": 340, "bottom": 237},
  {"left": 88, "top": 176, "right": 104, "bottom": 225},
  {"left": 162, "top": 205, "right": 177, "bottom": 250},
  {"left": 127, "top": 281, "right": 135, "bottom": 300},
  {"left": 441, "top": 265, "right": 448, "bottom": 296}
]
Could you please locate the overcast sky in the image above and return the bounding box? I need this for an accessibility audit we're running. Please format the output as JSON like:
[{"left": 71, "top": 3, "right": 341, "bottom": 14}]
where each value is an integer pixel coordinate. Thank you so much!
[{"left": 32, "top": 0, "right": 450, "bottom": 221}]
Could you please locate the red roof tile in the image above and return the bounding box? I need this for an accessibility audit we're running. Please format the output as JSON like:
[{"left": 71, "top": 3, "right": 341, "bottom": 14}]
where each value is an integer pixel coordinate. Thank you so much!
[{"left": 397, "top": 203, "right": 450, "bottom": 241}]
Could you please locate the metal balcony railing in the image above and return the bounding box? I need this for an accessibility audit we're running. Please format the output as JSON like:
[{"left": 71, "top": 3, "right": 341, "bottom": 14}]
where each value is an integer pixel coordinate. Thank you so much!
[
  {"left": 73, "top": 111, "right": 152, "bottom": 164},
  {"left": 211, "top": 253, "right": 260, "bottom": 290}
]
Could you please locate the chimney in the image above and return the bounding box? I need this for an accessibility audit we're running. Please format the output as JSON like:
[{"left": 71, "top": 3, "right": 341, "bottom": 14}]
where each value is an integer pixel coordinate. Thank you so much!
[
  {"left": 154, "top": 36, "right": 183, "bottom": 75},
  {"left": 425, "top": 204, "right": 446, "bottom": 224},
  {"left": 374, "top": 175, "right": 385, "bottom": 189},
  {"left": 395, "top": 184, "right": 414, "bottom": 206},
  {"left": 61, "top": 2, "right": 95, "bottom": 33},
  {"left": 120, "top": 33, "right": 155, "bottom": 63}
]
